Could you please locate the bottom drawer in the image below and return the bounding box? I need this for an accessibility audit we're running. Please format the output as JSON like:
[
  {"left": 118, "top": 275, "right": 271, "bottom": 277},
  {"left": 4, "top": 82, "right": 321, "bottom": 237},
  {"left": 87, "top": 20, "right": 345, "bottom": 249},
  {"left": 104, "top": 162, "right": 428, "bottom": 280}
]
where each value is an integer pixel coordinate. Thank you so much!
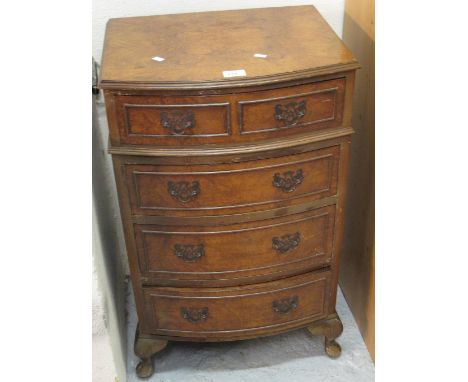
[{"left": 142, "top": 269, "right": 331, "bottom": 339}]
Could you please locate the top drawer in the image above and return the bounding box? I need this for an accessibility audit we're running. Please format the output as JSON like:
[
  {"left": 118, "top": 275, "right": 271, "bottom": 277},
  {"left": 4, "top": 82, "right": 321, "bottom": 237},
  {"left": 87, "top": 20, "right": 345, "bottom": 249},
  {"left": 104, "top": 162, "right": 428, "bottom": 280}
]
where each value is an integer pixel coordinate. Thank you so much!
[
  {"left": 238, "top": 78, "right": 345, "bottom": 136},
  {"left": 107, "top": 78, "right": 346, "bottom": 146}
]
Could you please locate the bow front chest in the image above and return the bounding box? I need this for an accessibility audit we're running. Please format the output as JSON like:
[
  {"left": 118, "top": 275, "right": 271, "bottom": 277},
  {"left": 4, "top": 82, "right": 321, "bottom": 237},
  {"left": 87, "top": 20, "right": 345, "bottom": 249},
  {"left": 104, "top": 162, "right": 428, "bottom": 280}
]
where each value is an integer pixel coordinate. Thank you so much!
[{"left": 100, "top": 5, "right": 359, "bottom": 378}]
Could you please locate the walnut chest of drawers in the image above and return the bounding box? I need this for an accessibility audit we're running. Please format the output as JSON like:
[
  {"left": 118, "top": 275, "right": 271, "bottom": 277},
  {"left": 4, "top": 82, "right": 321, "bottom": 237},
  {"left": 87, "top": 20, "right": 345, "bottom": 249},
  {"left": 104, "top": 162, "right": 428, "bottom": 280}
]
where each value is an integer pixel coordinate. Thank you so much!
[{"left": 100, "top": 5, "right": 359, "bottom": 378}]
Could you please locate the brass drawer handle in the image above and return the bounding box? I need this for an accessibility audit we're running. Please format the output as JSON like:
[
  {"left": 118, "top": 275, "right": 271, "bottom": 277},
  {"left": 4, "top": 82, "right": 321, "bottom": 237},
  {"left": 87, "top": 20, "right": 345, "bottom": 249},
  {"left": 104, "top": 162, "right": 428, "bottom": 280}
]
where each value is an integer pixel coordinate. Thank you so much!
[
  {"left": 272, "top": 169, "right": 304, "bottom": 192},
  {"left": 272, "top": 232, "right": 301, "bottom": 254},
  {"left": 274, "top": 100, "right": 306, "bottom": 126},
  {"left": 272, "top": 296, "right": 299, "bottom": 314},
  {"left": 161, "top": 110, "right": 195, "bottom": 135},
  {"left": 181, "top": 307, "right": 209, "bottom": 323},
  {"left": 174, "top": 244, "right": 205, "bottom": 262},
  {"left": 168, "top": 181, "right": 200, "bottom": 203}
]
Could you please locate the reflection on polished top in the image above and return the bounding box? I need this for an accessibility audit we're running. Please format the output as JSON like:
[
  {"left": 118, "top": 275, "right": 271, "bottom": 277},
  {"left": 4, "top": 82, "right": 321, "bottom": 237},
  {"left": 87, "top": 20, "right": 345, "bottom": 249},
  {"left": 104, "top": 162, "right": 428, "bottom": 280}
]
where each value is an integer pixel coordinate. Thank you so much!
[{"left": 100, "top": 5, "right": 358, "bottom": 88}]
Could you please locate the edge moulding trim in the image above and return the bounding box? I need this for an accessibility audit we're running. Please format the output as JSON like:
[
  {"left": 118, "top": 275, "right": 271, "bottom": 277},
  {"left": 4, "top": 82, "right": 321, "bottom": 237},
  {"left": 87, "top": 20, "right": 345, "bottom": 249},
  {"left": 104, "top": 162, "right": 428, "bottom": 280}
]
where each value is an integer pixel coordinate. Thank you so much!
[
  {"left": 108, "top": 126, "right": 355, "bottom": 157},
  {"left": 99, "top": 62, "right": 361, "bottom": 90}
]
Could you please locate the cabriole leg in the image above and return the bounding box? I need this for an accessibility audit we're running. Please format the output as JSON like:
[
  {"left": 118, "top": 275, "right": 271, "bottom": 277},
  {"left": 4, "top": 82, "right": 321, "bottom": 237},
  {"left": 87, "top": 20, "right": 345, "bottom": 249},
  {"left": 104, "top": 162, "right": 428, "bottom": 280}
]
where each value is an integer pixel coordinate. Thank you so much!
[
  {"left": 307, "top": 313, "right": 343, "bottom": 358},
  {"left": 134, "top": 326, "right": 168, "bottom": 378}
]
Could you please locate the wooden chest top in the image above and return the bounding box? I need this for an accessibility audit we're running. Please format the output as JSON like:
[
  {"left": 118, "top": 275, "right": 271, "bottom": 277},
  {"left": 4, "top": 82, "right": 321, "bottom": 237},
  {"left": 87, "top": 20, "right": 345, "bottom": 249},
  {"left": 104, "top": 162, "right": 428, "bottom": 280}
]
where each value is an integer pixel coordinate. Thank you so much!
[{"left": 100, "top": 6, "right": 358, "bottom": 89}]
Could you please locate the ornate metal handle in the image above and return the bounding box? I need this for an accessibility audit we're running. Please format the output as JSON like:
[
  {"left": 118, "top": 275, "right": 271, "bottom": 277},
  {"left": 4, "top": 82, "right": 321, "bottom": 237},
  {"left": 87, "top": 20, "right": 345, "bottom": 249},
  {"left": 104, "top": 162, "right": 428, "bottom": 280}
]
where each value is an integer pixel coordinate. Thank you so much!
[
  {"left": 272, "top": 232, "right": 301, "bottom": 254},
  {"left": 272, "top": 169, "right": 304, "bottom": 192},
  {"left": 274, "top": 100, "right": 306, "bottom": 126},
  {"left": 168, "top": 181, "right": 200, "bottom": 203},
  {"left": 174, "top": 244, "right": 205, "bottom": 262},
  {"left": 161, "top": 110, "right": 195, "bottom": 135},
  {"left": 272, "top": 296, "right": 299, "bottom": 314},
  {"left": 181, "top": 307, "right": 209, "bottom": 323}
]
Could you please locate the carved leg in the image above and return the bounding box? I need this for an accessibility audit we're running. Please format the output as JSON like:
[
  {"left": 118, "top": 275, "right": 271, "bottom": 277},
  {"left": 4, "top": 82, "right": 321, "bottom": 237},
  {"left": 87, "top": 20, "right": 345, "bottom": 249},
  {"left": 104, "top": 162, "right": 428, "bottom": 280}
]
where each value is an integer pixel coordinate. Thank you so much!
[
  {"left": 134, "top": 326, "right": 168, "bottom": 378},
  {"left": 307, "top": 313, "right": 343, "bottom": 358}
]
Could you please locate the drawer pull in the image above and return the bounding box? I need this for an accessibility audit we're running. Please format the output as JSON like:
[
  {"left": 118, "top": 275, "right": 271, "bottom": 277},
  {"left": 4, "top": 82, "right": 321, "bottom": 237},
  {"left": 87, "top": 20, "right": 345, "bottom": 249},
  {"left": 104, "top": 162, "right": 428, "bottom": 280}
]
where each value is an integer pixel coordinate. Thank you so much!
[
  {"left": 174, "top": 244, "right": 205, "bottom": 262},
  {"left": 168, "top": 181, "right": 200, "bottom": 203},
  {"left": 272, "top": 169, "right": 304, "bottom": 192},
  {"left": 272, "top": 296, "right": 299, "bottom": 314},
  {"left": 272, "top": 232, "right": 301, "bottom": 254},
  {"left": 274, "top": 100, "right": 306, "bottom": 126},
  {"left": 181, "top": 307, "right": 209, "bottom": 323},
  {"left": 161, "top": 110, "right": 195, "bottom": 135}
]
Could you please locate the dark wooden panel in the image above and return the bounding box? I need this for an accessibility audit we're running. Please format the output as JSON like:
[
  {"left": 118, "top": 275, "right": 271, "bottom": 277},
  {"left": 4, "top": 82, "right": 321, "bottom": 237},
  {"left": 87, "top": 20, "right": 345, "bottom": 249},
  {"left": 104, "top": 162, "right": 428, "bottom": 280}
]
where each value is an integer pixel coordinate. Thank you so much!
[
  {"left": 239, "top": 78, "right": 345, "bottom": 135},
  {"left": 135, "top": 206, "right": 336, "bottom": 286},
  {"left": 126, "top": 145, "right": 340, "bottom": 217},
  {"left": 143, "top": 270, "right": 331, "bottom": 339}
]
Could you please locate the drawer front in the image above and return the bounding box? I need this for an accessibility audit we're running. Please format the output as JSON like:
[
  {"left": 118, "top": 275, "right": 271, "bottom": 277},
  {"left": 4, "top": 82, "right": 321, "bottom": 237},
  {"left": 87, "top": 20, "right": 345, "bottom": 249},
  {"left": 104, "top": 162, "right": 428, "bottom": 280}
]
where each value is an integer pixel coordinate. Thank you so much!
[
  {"left": 113, "top": 95, "right": 231, "bottom": 145},
  {"left": 136, "top": 206, "right": 336, "bottom": 285},
  {"left": 126, "top": 145, "right": 340, "bottom": 216},
  {"left": 238, "top": 78, "right": 345, "bottom": 136},
  {"left": 143, "top": 270, "right": 331, "bottom": 338},
  {"left": 108, "top": 78, "right": 346, "bottom": 146}
]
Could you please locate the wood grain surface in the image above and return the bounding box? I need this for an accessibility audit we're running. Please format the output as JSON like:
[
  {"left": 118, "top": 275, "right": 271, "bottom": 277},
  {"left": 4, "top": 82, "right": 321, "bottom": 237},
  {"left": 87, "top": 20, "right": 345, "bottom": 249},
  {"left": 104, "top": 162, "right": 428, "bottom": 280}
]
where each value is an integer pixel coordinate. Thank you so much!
[
  {"left": 135, "top": 205, "right": 336, "bottom": 286},
  {"left": 142, "top": 270, "right": 331, "bottom": 340},
  {"left": 100, "top": 6, "right": 358, "bottom": 89},
  {"left": 109, "top": 78, "right": 346, "bottom": 146},
  {"left": 124, "top": 146, "right": 340, "bottom": 217}
]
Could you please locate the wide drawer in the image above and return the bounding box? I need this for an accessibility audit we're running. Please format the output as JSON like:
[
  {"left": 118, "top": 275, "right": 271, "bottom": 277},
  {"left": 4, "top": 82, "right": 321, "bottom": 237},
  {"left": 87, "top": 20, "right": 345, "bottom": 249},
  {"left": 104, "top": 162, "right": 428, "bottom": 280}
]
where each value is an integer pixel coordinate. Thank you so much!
[
  {"left": 136, "top": 205, "right": 336, "bottom": 286},
  {"left": 126, "top": 145, "right": 340, "bottom": 217},
  {"left": 142, "top": 270, "right": 331, "bottom": 339},
  {"left": 108, "top": 78, "right": 346, "bottom": 146}
]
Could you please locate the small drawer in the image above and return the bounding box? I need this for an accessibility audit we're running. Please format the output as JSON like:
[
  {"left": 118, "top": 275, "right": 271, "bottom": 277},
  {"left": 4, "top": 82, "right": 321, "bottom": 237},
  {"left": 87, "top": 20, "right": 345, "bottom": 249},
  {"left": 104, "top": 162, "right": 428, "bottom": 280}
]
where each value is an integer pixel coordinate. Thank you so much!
[
  {"left": 142, "top": 270, "right": 331, "bottom": 339},
  {"left": 237, "top": 78, "right": 345, "bottom": 137},
  {"left": 126, "top": 145, "right": 340, "bottom": 217},
  {"left": 136, "top": 206, "right": 336, "bottom": 286},
  {"left": 107, "top": 77, "right": 347, "bottom": 146},
  {"left": 112, "top": 94, "right": 231, "bottom": 145}
]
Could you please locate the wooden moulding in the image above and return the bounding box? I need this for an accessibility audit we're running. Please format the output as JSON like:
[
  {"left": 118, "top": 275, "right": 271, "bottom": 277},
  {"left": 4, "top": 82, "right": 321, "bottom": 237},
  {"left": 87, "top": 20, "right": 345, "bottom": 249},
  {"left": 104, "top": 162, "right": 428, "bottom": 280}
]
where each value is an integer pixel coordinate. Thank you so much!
[
  {"left": 100, "top": 63, "right": 360, "bottom": 91},
  {"left": 133, "top": 311, "right": 343, "bottom": 349},
  {"left": 108, "top": 127, "right": 354, "bottom": 158}
]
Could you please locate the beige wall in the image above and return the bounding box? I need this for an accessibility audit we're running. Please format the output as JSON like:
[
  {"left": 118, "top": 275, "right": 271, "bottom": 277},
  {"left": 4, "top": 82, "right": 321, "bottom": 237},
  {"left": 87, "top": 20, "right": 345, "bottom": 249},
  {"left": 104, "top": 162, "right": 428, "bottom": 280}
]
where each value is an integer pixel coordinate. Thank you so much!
[
  {"left": 93, "top": 96, "right": 128, "bottom": 381},
  {"left": 339, "top": 0, "right": 375, "bottom": 361}
]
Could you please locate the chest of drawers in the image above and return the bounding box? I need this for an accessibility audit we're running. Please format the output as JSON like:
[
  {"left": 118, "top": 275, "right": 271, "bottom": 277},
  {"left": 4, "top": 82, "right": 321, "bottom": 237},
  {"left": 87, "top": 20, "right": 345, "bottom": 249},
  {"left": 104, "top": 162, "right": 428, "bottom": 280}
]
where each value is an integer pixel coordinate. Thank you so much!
[{"left": 100, "top": 5, "right": 359, "bottom": 378}]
